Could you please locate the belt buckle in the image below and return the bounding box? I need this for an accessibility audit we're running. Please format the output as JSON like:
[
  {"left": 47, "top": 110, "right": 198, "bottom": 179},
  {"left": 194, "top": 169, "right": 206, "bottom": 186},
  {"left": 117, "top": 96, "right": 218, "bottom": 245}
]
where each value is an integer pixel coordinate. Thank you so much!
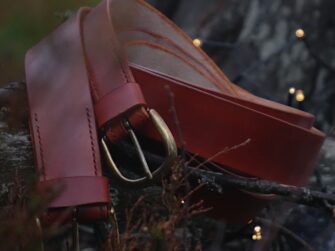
[{"left": 101, "top": 109, "right": 177, "bottom": 186}]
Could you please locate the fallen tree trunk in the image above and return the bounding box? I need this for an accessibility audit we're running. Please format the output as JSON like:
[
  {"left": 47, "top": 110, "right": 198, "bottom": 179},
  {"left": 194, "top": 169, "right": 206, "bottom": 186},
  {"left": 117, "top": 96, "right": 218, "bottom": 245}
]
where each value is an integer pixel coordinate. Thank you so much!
[{"left": 0, "top": 82, "right": 334, "bottom": 213}]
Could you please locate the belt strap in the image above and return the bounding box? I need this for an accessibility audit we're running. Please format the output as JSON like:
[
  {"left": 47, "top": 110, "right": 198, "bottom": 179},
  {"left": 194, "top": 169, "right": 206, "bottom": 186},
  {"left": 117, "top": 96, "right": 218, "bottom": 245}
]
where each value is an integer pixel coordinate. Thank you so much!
[
  {"left": 80, "top": 4, "right": 149, "bottom": 143},
  {"left": 25, "top": 0, "right": 178, "bottom": 222},
  {"left": 25, "top": 9, "right": 112, "bottom": 222},
  {"left": 24, "top": 2, "right": 150, "bottom": 222},
  {"left": 106, "top": 0, "right": 325, "bottom": 186},
  {"left": 133, "top": 66, "right": 324, "bottom": 185}
]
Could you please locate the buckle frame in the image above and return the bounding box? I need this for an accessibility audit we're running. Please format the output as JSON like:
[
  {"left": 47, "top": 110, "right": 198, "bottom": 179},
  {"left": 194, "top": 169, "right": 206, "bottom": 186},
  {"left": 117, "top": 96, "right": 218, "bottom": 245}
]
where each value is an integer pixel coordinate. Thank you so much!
[{"left": 101, "top": 109, "right": 177, "bottom": 186}]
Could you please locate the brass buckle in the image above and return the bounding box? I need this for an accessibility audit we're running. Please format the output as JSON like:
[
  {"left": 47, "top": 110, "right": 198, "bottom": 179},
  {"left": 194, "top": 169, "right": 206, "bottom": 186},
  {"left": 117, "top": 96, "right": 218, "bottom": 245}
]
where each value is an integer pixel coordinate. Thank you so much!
[{"left": 101, "top": 109, "right": 177, "bottom": 186}]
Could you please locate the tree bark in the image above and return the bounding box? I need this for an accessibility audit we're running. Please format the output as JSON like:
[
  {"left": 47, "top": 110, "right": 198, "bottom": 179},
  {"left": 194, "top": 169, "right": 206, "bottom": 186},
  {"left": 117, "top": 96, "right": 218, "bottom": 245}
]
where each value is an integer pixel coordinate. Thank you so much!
[{"left": 1, "top": 82, "right": 335, "bottom": 212}]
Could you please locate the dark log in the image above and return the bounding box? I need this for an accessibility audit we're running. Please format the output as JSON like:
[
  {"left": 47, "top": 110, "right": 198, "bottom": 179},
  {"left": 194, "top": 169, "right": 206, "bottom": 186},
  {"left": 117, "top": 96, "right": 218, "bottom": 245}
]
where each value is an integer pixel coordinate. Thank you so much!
[
  {"left": 0, "top": 82, "right": 335, "bottom": 213},
  {"left": 0, "top": 82, "right": 34, "bottom": 205}
]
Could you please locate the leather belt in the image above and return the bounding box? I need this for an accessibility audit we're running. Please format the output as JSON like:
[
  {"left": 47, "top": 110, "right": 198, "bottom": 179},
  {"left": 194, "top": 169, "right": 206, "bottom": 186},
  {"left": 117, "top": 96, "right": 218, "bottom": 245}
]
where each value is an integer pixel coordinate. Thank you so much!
[
  {"left": 25, "top": 0, "right": 325, "bottom": 224},
  {"left": 133, "top": 65, "right": 324, "bottom": 185},
  {"left": 26, "top": 8, "right": 111, "bottom": 223},
  {"left": 107, "top": 0, "right": 324, "bottom": 186},
  {"left": 25, "top": 0, "right": 177, "bottom": 224}
]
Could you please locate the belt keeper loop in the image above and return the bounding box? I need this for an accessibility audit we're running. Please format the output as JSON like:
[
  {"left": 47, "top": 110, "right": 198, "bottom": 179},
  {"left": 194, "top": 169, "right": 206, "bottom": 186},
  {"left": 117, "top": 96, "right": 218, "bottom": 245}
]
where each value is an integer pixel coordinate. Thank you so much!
[{"left": 94, "top": 82, "right": 147, "bottom": 127}]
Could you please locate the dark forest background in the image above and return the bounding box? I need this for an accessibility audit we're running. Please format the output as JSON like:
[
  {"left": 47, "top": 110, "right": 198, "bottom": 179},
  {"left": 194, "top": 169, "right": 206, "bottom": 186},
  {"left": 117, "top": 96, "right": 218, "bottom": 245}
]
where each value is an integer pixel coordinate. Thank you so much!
[{"left": 0, "top": 0, "right": 335, "bottom": 250}]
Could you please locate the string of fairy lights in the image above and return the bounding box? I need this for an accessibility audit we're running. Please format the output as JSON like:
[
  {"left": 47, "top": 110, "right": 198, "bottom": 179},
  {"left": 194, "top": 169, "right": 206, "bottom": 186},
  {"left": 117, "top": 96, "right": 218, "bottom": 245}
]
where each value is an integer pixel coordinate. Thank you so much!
[
  {"left": 192, "top": 29, "right": 307, "bottom": 242},
  {"left": 192, "top": 28, "right": 307, "bottom": 112},
  {"left": 252, "top": 225, "right": 262, "bottom": 241}
]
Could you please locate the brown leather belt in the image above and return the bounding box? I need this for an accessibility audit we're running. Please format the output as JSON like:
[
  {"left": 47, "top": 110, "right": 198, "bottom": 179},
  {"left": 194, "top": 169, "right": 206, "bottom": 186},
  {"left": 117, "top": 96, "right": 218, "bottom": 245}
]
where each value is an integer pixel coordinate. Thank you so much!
[
  {"left": 25, "top": 0, "right": 325, "bottom": 224},
  {"left": 25, "top": 1, "right": 177, "bottom": 223}
]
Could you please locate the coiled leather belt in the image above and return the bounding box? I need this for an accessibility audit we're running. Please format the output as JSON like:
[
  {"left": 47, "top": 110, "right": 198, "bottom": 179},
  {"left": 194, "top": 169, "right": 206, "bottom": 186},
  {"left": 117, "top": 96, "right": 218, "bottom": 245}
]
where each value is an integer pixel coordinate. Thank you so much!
[
  {"left": 25, "top": 0, "right": 178, "bottom": 223},
  {"left": 25, "top": 0, "right": 325, "bottom": 224}
]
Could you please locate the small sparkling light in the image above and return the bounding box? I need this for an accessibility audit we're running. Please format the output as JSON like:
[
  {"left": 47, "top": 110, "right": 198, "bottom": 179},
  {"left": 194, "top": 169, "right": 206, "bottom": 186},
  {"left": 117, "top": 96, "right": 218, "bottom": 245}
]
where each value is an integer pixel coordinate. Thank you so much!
[
  {"left": 35, "top": 217, "right": 41, "bottom": 228},
  {"left": 193, "top": 38, "right": 202, "bottom": 47},
  {"left": 295, "top": 28, "right": 305, "bottom": 38},
  {"left": 254, "top": 226, "right": 261, "bottom": 233},
  {"left": 289, "top": 87, "right": 296, "bottom": 95},
  {"left": 296, "top": 89, "right": 305, "bottom": 102},
  {"left": 252, "top": 234, "right": 262, "bottom": 241},
  {"left": 181, "top": 200, "right": 185, "bottom": 204}
]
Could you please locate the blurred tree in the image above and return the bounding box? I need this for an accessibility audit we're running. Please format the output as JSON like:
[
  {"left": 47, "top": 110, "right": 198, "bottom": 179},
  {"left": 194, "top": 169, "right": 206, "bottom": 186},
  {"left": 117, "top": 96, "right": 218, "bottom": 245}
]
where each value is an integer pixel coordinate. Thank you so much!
[{"left": 0, "top": 0, "right": 100, "bottom": 84}]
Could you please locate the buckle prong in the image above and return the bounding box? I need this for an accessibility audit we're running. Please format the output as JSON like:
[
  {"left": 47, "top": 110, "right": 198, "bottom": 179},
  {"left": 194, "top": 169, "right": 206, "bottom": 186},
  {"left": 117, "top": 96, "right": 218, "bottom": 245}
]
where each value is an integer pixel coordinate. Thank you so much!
[
  {"left": 123, "top": 120, "right": 153, "bottom": 180},
  {"left": 101, "top": 109, "right": 177, "bottom": 186}
]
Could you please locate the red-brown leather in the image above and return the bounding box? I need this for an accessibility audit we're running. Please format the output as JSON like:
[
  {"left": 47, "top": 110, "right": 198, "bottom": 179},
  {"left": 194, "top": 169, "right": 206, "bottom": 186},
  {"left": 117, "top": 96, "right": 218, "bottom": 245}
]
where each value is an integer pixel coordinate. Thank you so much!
[
  {"left": 109, "top": 0, "right": 325, "bottom": 222},
  {"left": 40, "top": 205, "right": 110, "bottom": 226},
  {"left": 131, "top": 65, "right": 324, "bottom": 186},
  {"left": 80, "top": 2, "right": 149, "bottom": 143},
  {"left": 25, "top": 8, "right": 112, "bottom": 221},
  {"left": 25, "top": 0, "right": 326, "bottom": 223},
  {"left": 105, "top": 0, "right": 325, "bottom": 186},
  {"left": 25, "top": 1, "right": 153, "bottom": 222}
]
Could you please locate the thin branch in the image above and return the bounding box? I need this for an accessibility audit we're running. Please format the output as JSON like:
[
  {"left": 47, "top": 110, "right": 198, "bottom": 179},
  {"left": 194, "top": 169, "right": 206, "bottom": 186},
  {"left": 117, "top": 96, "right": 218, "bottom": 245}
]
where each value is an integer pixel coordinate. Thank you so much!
[
  {"left": 189, "top": 167, "right": 335, "bottom": 208},
  {"left": 119, "top": 142, "right": 335, "bottom": 211}
]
